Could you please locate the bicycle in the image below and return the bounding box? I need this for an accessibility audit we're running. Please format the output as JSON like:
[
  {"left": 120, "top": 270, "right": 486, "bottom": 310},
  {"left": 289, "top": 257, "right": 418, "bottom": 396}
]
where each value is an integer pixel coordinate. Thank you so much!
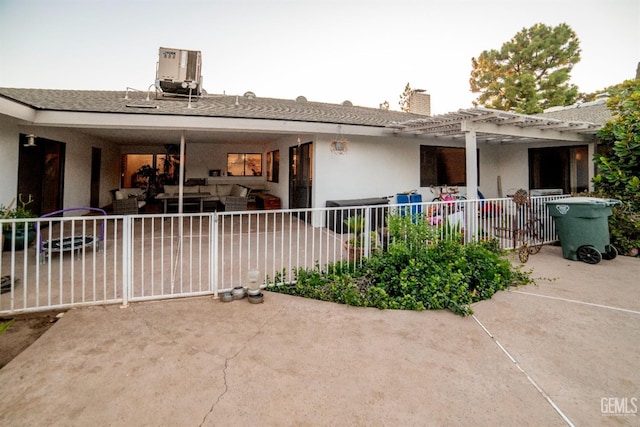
[
  {"left": 495, "top": 189, "right": 543, "bottom": 263},
  {"left": 431, "top": 185, "right": 466, "bottom": 202},
  {"left": 429, "top": 185, "right": 466, "bottom": 220}
]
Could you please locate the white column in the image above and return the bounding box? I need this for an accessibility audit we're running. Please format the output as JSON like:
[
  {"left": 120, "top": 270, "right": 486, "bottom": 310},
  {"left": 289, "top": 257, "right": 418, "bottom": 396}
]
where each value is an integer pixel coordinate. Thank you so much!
[
  {"left": 464, "top": 130, "right": 478, "bottom": 200},
  {"left": 179, "top": 131, "right": 186, "bottom": 214},
  {"left": 463, "top": 122, "right": 478, "bottom": 242}
]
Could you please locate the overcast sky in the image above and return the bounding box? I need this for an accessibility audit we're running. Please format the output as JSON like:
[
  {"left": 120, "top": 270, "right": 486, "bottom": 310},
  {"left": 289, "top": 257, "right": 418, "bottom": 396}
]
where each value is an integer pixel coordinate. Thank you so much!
[{"left": 0, "top": 0, "right": 638, "bottom": 114}]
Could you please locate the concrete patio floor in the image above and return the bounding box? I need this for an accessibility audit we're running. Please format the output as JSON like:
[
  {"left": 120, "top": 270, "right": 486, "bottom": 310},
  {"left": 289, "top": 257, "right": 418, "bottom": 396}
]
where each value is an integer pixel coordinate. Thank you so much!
[{"left": 0, "top": 245, "right": 638, "bottom": 426}]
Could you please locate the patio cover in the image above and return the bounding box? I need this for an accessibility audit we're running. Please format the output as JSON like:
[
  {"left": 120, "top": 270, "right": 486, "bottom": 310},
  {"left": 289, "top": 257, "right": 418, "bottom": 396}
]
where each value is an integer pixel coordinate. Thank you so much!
[
  {"left": 388, "top": 107, "right": 601, "bottom": 198},
  {"left": 388, "top": 107, "right": 602, "bottom": 241}
]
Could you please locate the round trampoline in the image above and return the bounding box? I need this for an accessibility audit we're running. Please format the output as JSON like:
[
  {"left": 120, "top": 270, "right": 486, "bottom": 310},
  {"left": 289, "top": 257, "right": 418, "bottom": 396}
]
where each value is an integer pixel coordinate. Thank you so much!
[
  {"left": 43, "top": 235, "right": 98, "bottom": 253},
  {"left": 37, "top": 207, "right": 107, "bottom": 263}
]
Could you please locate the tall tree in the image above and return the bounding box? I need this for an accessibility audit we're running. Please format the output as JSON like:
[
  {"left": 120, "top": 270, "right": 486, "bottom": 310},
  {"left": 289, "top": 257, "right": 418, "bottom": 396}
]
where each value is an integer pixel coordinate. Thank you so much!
[
  {"left": 470, "top": 23, "right": 581, "bottom": 114},
  {"left": 399, "top": 82, "right": 412, "bottom": 112}
]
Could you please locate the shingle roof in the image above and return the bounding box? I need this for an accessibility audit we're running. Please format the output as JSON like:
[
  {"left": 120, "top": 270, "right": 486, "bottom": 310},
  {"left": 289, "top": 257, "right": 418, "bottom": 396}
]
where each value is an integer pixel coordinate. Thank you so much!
[
  {"left": 536, "top": 99, "right": 612, "bottom": 125},
  {"left": 0, "top": 88, "right": 423, "bottom": 127}
]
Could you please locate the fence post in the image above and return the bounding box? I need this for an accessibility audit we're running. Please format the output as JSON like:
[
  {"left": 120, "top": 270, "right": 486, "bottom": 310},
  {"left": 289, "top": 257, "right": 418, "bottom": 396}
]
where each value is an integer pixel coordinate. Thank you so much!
[
  {"left": 465, "top": 200, "right": 479, "bottom": 243},
  {"left": 211, "top": 212, "right": 219, "bottom": 297},
  {"left": 364, "top": 206, "right": 372, "bottom": 257},
  {"left": 121, "top": 216, "right": 131, "bottom": 308}
]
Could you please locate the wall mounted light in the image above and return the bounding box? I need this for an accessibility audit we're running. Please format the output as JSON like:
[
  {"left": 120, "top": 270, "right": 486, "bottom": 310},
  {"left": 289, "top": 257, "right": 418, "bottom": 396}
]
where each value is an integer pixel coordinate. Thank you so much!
[
  {"left": 23, "top": 134, "right": 37, "bottom": 147},
  {"left": 330, "top": 125, "right": 349, "bottom": 155},
  {"left": 330, "top": 139, "right": 348, "bottom": 155}
]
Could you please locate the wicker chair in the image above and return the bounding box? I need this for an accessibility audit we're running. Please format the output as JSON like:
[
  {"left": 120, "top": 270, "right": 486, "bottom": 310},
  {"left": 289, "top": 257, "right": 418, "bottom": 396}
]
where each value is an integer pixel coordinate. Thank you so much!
[
  {"left": 111, "top": 189, "right": 147, "bottom": 215},
  {"left": 223, "top": 196, "right": 249, "bottom": 212},
  {"left": 112, "top": 198, "right": 141, "bottom": 215}
]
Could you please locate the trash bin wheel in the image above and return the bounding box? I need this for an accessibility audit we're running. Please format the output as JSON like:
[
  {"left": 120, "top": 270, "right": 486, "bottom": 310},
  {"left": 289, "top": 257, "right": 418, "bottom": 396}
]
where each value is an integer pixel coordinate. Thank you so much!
[
  {"left": 577, "top": 245, "right": 602, "bottom": 264},
  {"left": 601, "top": 244, "right": 618, "bottom": 260}
]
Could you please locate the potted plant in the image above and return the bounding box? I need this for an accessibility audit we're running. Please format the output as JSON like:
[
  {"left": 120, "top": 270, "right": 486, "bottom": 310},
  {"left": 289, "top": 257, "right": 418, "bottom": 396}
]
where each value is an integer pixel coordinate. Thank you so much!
[
  {"left": 1, "top": 195, "right": 36, "bottom": 251},
  {"left": 343, "top": 215, "right": 378, "bottom": 261}
]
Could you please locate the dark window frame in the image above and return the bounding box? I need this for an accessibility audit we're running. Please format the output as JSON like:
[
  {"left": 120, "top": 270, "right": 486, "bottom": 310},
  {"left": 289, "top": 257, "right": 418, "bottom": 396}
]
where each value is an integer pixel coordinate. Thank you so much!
[
  {"left": 420, "top": 145, "right": 478, "bottom": 187},
  {"left": 528, "top": 145, "right": 589, "bottom": 194},
  {"left": 227, "top": 153, "right": 263, "bottom": 177},
  {"left": 266, "top": 150, "right": 280, "bottom": 183}
]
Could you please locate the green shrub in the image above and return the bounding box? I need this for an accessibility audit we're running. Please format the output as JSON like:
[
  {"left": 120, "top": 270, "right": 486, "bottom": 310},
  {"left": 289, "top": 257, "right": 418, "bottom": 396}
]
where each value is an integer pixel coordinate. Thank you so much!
[
  {"left": 268, "top": 214, "right": 533, "bottom": 316},
  {"left": 592, "top": 79, "right": 640, "bottom": 256}
]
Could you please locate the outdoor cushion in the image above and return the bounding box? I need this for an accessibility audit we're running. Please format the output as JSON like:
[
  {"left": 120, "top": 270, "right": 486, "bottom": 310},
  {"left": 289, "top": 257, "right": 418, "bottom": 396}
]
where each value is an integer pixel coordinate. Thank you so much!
[
  {"left": 200, "top": 185, "right": 218, "bottom": 197},
  {"left": 230, "top": 185, "right": 248, "bottom": 197},
  {"left": 216, "top": 184, "right": 233, "bottom": 197},
  {"left": 183, "top": 186, "right": 201, "bottom": 193},
  {"left": 164, "top": 185, "right": 179, "bottom": 194},
  {"left": 114, "top": 190, "right": 125, "bottom": 200}
]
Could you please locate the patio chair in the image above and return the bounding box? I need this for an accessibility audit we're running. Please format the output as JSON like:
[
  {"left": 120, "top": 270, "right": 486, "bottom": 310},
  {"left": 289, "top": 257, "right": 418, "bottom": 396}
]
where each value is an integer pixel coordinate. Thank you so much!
[
  {"left": 223, "top": 195, "right": 249, "bottom": 212},
  {"left": 111, "top": 189, "right": 146, "bottom": 215},
  {"left": 112, "top": 198, "right": 141, "bottom": 215}
]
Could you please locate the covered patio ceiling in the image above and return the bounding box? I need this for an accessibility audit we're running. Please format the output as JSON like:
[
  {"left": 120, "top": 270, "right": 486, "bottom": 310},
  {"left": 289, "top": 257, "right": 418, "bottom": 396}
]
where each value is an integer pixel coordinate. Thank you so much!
[
  {"left": 73, "top": 127, "right": 288, "bottom": 146},
  {"left": 387, "top": 108, "right": 602, "bottom": 144}
]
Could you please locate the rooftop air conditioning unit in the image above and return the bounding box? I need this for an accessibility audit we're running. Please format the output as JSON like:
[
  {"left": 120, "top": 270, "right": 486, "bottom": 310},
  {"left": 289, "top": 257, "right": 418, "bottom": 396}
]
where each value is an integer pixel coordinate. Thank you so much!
[{"left": 156, "top": 47, "right": 202, "bottom": 96}]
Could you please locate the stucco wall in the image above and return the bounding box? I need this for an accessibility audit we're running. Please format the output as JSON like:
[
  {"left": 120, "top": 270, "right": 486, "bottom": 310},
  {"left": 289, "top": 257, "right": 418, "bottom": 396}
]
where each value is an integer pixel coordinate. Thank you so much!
[
  {"left": 0, "top": 119, "right": 120, "bottom": 213},
  {"left": 311, "top": 134, "right": 424, "bottom": 209},
  {"left": 478, "top": 143, "right": 501, "bottom": 198},
  {"left": 0, "top": 116, "right": 20, "bottom": 207}
]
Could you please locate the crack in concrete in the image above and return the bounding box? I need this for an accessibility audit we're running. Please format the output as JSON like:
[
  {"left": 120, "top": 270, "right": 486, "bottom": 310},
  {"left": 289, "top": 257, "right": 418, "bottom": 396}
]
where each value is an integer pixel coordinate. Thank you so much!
[
  {"left": 199, "top": 301, "right": 289, "bottom": 427},
  {"left": 126, "top": 299, "right": 289, "bottom": 426}
]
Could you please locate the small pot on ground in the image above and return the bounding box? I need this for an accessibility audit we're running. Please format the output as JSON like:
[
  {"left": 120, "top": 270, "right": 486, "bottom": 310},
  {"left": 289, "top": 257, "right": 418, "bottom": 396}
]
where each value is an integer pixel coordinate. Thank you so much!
[
  {"left": 247, "top": 292, "right": 264, "bottom": 304},
  {"left": 219, "top": 291, "right": 234, "bottom": 302},
  {"left": 247, "top": 287, "right": 261, "bottom": 297},
  {"left": 232, "top": 286, "right": 246, "bottom": 299}
]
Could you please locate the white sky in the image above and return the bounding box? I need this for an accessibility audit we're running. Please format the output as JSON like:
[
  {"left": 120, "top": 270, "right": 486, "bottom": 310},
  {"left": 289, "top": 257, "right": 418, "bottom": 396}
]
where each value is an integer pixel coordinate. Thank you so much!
[{"left": 0, "top": 0, "right": 638, "bottom": 114}]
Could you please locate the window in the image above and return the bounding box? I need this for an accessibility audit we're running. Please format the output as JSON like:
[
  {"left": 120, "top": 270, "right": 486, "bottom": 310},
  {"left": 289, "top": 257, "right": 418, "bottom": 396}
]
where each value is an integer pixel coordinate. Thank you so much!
[
  {"left": 120, "top": 153, "right": 181, "bottom": 189},
  {"left": 529, "top": 145, "right": 588, "bottom": 194},
  {"left": 420, "top": 146, "right": 472, "bottom": 187},
  {"left": 227, "top": 153, "right": 262, "bottom": 176},
  {"left": 266, "top": 150, "right": 279, "bottom": 183}
]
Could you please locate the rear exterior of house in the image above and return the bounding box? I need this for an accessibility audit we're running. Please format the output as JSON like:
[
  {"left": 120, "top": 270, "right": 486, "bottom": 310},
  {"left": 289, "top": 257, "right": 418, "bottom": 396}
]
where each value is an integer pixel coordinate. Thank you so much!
[
  {"left": 0, "top": 87, "right": 605, "bottom": 219},
  {"left": 0, "top": 87, "right": 610, "bottom": 316}
]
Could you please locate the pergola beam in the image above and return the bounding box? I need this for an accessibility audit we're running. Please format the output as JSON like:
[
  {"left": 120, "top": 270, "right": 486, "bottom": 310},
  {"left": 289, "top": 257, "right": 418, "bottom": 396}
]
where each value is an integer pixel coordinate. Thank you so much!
[{"left": 389, "top": 107, "right": 600, "bottom": 143}]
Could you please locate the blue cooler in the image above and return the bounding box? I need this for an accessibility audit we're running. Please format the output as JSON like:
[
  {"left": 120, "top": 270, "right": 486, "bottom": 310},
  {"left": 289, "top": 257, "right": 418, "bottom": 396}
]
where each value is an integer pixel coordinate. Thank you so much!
[
  {"left": 397, "top": 193, "right": 422, "bottom": 219},
  {"left": 410, "top": 193, "right": 422, "bottom": 216},
  {"left": 396, "top": 194, "right": 410, "bottom": 204}
]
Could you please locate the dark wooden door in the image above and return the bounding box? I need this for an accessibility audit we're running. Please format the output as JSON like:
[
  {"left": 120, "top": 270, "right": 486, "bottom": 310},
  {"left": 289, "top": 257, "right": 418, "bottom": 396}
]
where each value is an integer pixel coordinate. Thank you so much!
[
  {"left": 289, "top": 142, "right": 313, "bottom": 218},
  {"left": 17, "top": 135, "right": 65, "bottom": 216},
  {"left": 90, "top": 147, "right": 101, "bottom": 208}
]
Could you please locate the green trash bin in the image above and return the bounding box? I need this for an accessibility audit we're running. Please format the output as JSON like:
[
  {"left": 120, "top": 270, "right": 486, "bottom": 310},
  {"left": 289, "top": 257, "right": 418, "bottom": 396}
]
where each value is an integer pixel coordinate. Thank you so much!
[{"left": 546, "top": 197, "right": 621, "bottom": 264}]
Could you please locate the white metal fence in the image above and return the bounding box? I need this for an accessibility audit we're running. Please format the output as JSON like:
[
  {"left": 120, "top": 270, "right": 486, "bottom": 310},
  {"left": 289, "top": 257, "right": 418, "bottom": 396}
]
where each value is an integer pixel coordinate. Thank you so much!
[{"left": 0, "top": 195, "right": 568, "bottom": 315}]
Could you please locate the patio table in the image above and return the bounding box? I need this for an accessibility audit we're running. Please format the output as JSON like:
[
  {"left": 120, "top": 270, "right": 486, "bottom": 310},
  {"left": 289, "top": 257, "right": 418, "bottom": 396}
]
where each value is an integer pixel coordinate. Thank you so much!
[{"left": 155, "top": 192, "right": 211, "bottom": 213}]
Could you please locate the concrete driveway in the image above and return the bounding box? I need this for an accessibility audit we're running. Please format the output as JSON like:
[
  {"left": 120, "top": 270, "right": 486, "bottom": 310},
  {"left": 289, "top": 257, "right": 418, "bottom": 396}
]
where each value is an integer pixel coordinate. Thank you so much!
[{"left": 0, "top": 245, "right": 638, "bottom": 426}]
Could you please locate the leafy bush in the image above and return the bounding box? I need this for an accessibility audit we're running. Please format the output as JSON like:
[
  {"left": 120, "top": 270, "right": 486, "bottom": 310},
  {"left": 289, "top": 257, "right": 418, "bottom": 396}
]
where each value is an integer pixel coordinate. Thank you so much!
[
  {"left": 593, "top": 78, "right": 640, "bottom": 256},
  {"left": 268, "top": 214, "right": 532, "bottom": 316},
  {"left": 606, "top": 201, "right": 640, "bottom": 256}
]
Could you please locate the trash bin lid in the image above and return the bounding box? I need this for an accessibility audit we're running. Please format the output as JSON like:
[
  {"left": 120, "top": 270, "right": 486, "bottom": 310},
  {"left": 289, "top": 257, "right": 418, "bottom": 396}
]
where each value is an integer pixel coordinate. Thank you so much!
[{"left": 546, "top": 197, "right": 621, "bottom": 206}]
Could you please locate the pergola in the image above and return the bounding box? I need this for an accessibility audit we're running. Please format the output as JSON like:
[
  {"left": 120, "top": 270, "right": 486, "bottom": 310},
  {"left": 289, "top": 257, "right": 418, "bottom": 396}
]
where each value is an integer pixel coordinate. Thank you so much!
[{"left": 388, "top": 107, "right": 602, "bottom": 240}]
